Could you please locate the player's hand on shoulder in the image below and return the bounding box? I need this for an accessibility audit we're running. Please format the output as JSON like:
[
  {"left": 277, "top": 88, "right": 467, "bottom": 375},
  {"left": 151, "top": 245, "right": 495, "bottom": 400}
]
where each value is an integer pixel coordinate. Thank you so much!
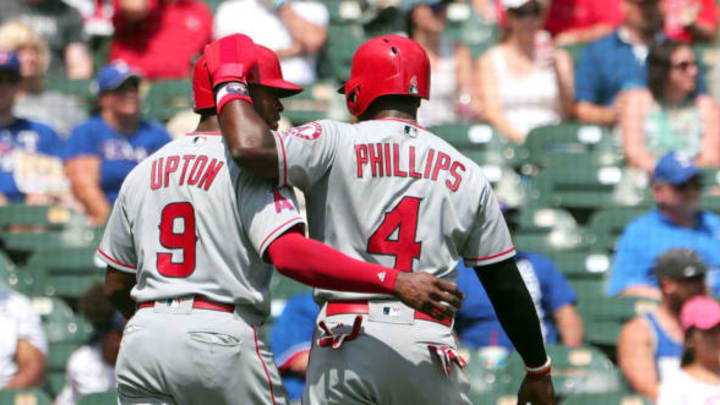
[
  {"left": 517, "top": 375, "right": 555, "bottom": 405},
  {"left": 392, "top": 272, "right": 464, "bottom": 321}
]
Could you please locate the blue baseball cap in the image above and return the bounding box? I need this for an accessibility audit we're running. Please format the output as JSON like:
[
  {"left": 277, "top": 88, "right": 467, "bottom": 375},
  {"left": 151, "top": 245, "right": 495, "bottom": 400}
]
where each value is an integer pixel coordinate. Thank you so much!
[
  {"left": 94, "top": 61, "right": 141, "bottom": 94},
  {"left": 0, "top": 51, "right": 21, "bottom": 74},
  {"left": 653, "top": 152, "right": 699, "bottom": 185}
]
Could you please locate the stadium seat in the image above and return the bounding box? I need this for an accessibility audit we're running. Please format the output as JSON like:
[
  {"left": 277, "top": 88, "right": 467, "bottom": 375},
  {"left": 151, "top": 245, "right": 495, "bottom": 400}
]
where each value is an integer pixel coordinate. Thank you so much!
[
  {"left": 2, "top": 226, "right": 104, "bottom": 255},
  {"left": 514, "top": 227, "right": 593, "bottom": 255},
  {"left": 428, "top": 123, "right": 528, "bottom": 166},
  {"left": 461, "top": 346, "right": 512, "bottom": 400},
  {"left": 524, "top": 123, "right": 622, "bottom": 168},
  {"left": 455, "top": 5, "right": 499, "bottom": 59},
  {"left": 543, "top": 251, "right": 612, "bottom": 280},
  {"left": 0, "top": 389, "right": 52, "bottom": 405},
  {"left": 144, "top": 80, "right": 193, "bottom": 122},
  {"left": 0, "top": 205, "right": 81, "bottom": 230},
  {"left": 46, "top": 371, "right": 66, "bottom": 398},
  {"left": 584, "top": 320, "right": 623, "bottom": 347},
  {"left": 77, "top": 391, "right": 119, "bottom": 405},
  {"left": 558, "top": 43, "right": 588, "bottom": 66},
  {"left": 324, "top": 24, "right": 366, "bottom": 82},
  {"left": 501, "top": 346, "right": 622, "bottom": 396},
  {"left": 533, "top": 165, "right": 648, "bottom": 209},
  {"left": 588, "top": 207, "right": 648, "bottom": 240},
  {"left": 318, "top": 0, "right": 362, "bottom": 24},
  {"left": 511, "top": 206, "right": 578, "bottom": 234},
  {"left": 560, "top": 392, "right": 652, "bottom": 405},
  {"left": 578, "top": 296, "right": 659, "bottom": 323},
  {"left": 22, "top": 248, "right": 105, "bottom": 298},
  {"left": 569, "top": 279, "right": 608, "bottom": 302},
  {"left": 32, "top": 296, "right": 94, "bottom": 344}
]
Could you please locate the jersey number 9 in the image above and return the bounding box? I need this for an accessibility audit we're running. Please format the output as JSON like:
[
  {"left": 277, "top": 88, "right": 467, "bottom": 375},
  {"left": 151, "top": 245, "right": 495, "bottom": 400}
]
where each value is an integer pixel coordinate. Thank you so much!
[{"left": 157, "top": 202, "right": 198, "bottom": 278}]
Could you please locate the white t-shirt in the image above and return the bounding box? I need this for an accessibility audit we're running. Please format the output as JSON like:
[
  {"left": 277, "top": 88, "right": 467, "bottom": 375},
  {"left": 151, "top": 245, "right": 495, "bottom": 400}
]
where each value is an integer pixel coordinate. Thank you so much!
[
  {"left": 213, "top": 0, "right": 329, "bottom": 85},
  {"left": 0, "top": 314, "right": 19, "bottom": 387},
  {"left": 54, "top": 344, "right": 116, "bottom": 405},
  {"left": 0, "top": 290, "right": 48, "bottom": 353},
  {"left": 657, "top": 369, "right": 720, "bottom": 405}
]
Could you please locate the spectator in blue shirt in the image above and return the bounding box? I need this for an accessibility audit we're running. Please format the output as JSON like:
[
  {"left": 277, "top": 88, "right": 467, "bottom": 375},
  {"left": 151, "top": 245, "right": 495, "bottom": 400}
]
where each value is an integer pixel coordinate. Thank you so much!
[
  {"left": 270, "top": 292, "right": 318, "bottom": 405},
  {"left": 608, "top": 152, "right": 720, "bottom": 299},
  {"left": 0, "top": 50, "right": 65, "bottom": 204},
  {"left": 455, "top": 207, "right": 584, "bottom": 350},
  {"left": 574, "top": 0, "right": 664, "bottom": 125},
  {"left": 65, "top": 62, "right": 171, "bottom": 225}
]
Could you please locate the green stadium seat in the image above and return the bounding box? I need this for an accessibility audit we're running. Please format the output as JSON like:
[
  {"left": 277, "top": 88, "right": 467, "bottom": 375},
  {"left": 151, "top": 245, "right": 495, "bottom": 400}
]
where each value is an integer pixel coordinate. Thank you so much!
[
  {"left": 46, "top": 371, "right": 66, "bottom": 398},
  {"left": 77, "top": 391, "right": 119, "bottom": 405},
  {"left": 270, "top": 274, "right": 310, "bottom": 300},
  {"left": 22, "top": 248, "right": 105, "bottom": 298},
  {"left": 2, "top": 226, "right": 104, "bottom": 255},
  {"left": 569, "top": 279, "right": 608, "bottom": 302},
  {"left": 502, "top": 346, "right": 622, "bottom": 396},
  {"left": 578, "top": 296, "right": 659, "bottom": 323},
  {"left": 461, "top": 346, "right": 512, "bottom": 400},
  {"left": 524, "top": 123, "right": 622, "bottom": 168},
  {"left": 588, "top": 207, "right": 648, "bottom": 240},
  {"left": 514, "top": 227, "right": 593, "bottom": 254},
  {"left": 0, "top": 389, "right": 52, "bottom": 405},
  {"left": 324, "top": 24, "right": 366, "bottom": 82},
  {"left": 318, "top": 0, "right": 362, "bottom": 24},
  {"left": 510, "top": 206, "right": 578, "bottom": 234},
  {"left": 560, "top": 392, "right": 652, "bottom": 405},
  {"left": 457, "top": 7, "right": 499, "bottom": 59},
  {"left": 0, "top": 205, "right": 82, "bottom": 229},
  {"left": 32, "top": 296, "right": 94, "bottom": 343},
  {"left": 144, "top": 80, "right": 193, "bottom": 122},
  {"left": 543, "top": 251, "right": 612, "bottom": 280},
  {"left": 533, "top": 165, "right": 648, "bottom": 209},
  {"left": 584, "top": 319, "right": 623, "bottom": 346},
  {"left": 428, "top": 123, "right": 528, "bottom": 166}
]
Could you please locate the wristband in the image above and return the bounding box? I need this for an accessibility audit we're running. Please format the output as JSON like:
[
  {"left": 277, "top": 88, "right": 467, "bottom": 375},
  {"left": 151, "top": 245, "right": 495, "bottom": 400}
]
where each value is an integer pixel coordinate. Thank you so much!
[
  {"left": 525, "top": 356, "right": 551, "bottom": 378},
  {"left": 215, "top": 81, "right": 252, "bottom": 113}
]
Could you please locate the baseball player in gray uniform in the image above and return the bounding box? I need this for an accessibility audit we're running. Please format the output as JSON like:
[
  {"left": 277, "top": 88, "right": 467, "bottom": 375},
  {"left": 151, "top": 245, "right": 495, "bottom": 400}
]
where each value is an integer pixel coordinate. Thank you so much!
[
  {"left": 97, "top": 44, "right": 463, "bottom": 405},
  {"left": 207, "top": 34, "right": 555, "bottom": 404}
]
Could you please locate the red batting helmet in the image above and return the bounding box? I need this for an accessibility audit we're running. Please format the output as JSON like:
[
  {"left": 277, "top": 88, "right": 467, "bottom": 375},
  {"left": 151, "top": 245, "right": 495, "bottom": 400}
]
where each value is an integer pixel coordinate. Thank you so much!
[
  {"left": 252, "top": 45, "right": 304, "bottom": 97},
  {"left": 192, "top": 46, "right": 303, "bottom": 112},
  {"left": 338, "top": 35, "right": 430, "bottom": 117},
  {"left": 192, "top": 55, "right": 214, "bottom": 112}
]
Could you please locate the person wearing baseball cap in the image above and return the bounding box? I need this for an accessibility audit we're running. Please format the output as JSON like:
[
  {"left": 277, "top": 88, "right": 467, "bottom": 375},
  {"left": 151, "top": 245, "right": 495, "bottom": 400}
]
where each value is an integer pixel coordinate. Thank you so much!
[
  {"left": 0, "top": 50, "right": 66, "bottom": 204},
  {"left": 618, "top": 248, "right": 709, "bottom": 402},
  {"left": 656, "top": 296, "right": 720, "bottom": 404},
  {"left": 65, "top": 61, "right": 172, "bottom": 225},
  {"left": 608, "top": 152, "right": 720, "bottom": 299}
]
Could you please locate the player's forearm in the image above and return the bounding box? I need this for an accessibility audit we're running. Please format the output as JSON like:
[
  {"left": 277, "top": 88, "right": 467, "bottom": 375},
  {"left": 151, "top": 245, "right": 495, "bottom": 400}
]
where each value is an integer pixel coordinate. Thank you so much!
[
  {"left": 105, "top": 267, "right": 137, "bottom": 319},
  {"left": 475, "top": 258, "right": 548, "bottom": 368},
  {"left": 267, "top": 231, "right": 398, "bottom": 295},
  {"left": 217, "top": 96, "right": 279, "bottom": 180}
]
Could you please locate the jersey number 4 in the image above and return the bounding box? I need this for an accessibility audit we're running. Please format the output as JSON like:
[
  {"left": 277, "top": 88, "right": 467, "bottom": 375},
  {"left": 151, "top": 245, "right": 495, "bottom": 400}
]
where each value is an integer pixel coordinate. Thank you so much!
[
  {"left": 157, "top": 202, "right": 198, "bottom": 278},
  {"left": 367, "top": 197, "right": 422, "bottom": 272}
]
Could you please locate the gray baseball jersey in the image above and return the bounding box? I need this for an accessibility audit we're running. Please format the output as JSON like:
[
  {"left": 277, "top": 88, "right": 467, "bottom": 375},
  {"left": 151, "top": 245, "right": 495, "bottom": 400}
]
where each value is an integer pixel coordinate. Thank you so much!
[
  {"left": 271, "top": 118, "right": 515, "bottom": 303},
  {"left": 96, "top": 131, "right": 305, "bottom": 320}
]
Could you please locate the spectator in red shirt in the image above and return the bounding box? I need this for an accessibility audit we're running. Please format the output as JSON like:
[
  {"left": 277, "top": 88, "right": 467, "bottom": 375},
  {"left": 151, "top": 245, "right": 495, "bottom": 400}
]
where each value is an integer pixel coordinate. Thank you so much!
[
  {"left": 544, "top": 0, "right": 623, "bottom": 45},
  {"left": 110, "top": 0, "right": 212, "bottom": 79},
  {"left": 661, "top": 0, "right": 717, "bottom": 43}
]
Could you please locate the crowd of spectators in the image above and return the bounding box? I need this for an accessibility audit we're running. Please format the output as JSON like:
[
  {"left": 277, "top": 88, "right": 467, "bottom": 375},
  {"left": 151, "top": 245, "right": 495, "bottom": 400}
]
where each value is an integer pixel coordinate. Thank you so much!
[{"left": 0, "top": 0, "right": 720, "bottom": 403}]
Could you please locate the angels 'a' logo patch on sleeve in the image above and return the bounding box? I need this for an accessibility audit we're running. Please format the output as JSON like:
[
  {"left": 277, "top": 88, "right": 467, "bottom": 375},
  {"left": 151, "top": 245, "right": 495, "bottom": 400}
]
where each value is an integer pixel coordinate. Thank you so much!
[{"left": 280, "top": 122, "right": 322, "bottom": 141}]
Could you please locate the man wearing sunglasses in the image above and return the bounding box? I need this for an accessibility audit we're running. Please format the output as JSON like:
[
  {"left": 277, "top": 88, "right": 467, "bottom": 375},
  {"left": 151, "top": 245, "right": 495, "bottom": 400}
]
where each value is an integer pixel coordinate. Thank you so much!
[{"left": 608, "top": 152, "right": 720, "bottom": 299}]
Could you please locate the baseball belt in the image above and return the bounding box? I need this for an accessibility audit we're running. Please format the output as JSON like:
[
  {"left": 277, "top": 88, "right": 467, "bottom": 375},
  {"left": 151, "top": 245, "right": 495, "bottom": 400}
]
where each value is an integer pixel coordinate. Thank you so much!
[
  {"left": 138, "top": 295, "right": 235, "bottom": 313},
  {"left": 325, "top": 300, "right": 453, "bottom": 327}
]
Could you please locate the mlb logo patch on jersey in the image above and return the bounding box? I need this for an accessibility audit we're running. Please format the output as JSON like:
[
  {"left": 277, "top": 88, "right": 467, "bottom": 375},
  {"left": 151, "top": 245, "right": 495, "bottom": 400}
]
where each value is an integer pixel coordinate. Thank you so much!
[
  {"left": 404, "top": 126, "right": 418, "bottom": 138},
  {"left": 382, "top": 306, "right": 402, "bottom": 317}
]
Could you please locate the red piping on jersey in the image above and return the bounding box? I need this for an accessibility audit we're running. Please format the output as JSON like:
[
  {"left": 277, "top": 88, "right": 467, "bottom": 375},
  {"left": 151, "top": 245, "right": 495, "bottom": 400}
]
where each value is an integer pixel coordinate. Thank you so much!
[
  {"left": 97, "top": 248, "right": 137, "bottom": 269},
  {"left": 376, "top": 118, "right": 427, "bottom": 131},
  {"left": 254, "top": 326, "right": 277, "bottom": 405},
  {"left": 185, "top": 131, "right": 222, "bottom": 136},
  {"left": 464, "top": 247, "right": 516, "bottom": 262},
  {"left": 275, "top": 132, "right": 288, "bottom": 186},
  {"left": 258, "top": 217, "right": 304, "bottom": 254}
]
